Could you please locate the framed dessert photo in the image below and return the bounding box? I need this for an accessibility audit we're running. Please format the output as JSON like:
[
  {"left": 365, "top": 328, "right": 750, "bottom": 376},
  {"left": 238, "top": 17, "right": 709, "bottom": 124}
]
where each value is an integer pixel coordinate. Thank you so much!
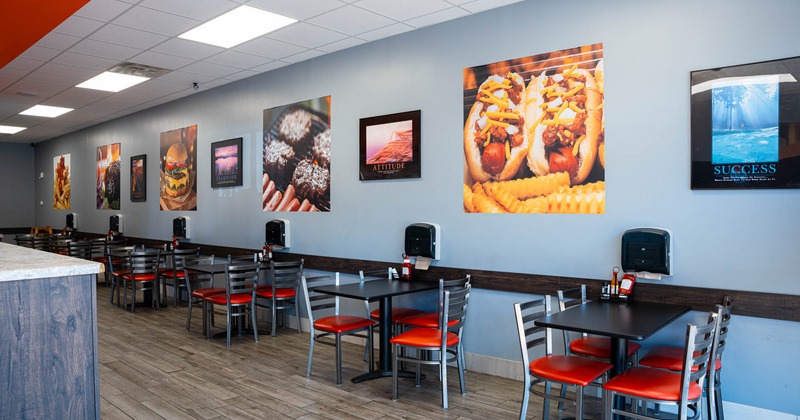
[
  {"left": 691, "top": 55, "right": 800, "bottom": 189},
  {"left": 359, "top": 110, "right": 421, "bottom": 181},
  {"left": 211, "top": 137, "right": 243, "bottom": 188},
  {"left": 130, "top": 154, "right": 146, "bottom": 202}
]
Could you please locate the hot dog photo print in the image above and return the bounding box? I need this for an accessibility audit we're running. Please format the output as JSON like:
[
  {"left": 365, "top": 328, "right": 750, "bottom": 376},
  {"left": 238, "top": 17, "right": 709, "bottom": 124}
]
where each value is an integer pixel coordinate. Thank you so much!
[{"left": 463, "top": 43, "right": 605, "bottom": 214}]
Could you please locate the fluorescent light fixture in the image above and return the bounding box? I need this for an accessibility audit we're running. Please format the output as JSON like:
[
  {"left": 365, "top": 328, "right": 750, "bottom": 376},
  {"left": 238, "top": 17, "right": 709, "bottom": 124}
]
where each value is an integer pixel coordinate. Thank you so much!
[
  {"left": 76, "top": 71, "right": 149, "bottom": 92},
  {"left": 179, "top": 5, "right": 296, "bottom": 48},
  {"left": 0, "top": 125, "right": 27, "bottom": 134},
  {"left": 20, "top": 105, "right": 73, "bottom": 118}
]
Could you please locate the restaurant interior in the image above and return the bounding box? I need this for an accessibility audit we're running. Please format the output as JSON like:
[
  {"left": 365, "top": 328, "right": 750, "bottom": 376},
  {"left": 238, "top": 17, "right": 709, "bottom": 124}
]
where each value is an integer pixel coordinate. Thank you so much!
[{"left": 1, "top": 0, "right": 800, "bottom": 419}]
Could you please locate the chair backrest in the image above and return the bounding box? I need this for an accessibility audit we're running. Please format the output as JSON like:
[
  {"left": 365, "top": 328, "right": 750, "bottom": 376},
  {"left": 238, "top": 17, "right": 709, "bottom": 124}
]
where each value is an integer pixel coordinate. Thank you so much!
[
  {"left": 90, "top": 238, "right": 107, "bottom": 259},
  {"left": 128, "top": 249, "right": 161, "bottom": 277},
  {"left": 228, "top": 253, "right": 258, "bottom": 264},
  {"left": 224, "top": 263, "right": 260, "bottom": 301},
  {"left": 181, "top": 254, "right": 216, "bottom": 290},
  {"left": 268, "top": 259, "right": 304, "bottom": 292},
  {"left": 439, "top": 283, "right": 471, "bottom": 336},
  {"left": 436, "top": 275, "right": 471, "bottom": 310},
  {"left": 711, "top": 300, "right": 732, "bottom": 363},
  {"left": 50, "top": 237, "right": 72, "bottom": 254},
  {"left": 557, "top": 285, "right": 589, "bottom": 346},
  {"left": 677, "top": 312, "right": 718, "bottom": 413},
  {"left": 33, "top": 235, "right": 52, "bottom": 251},
  {"left": 359, "top": 267, "right": 393, "bottom": 315},
  {"left": 513, "top": 296, "right": 555, "bottom": 370},
  {"left": 67, "top": 240, "right": 93, "bottom": 260},
  {"left": 172, "top": 247, "right": 200, "bottom": 270},
  {"left": 301, "top": 272, "right": 340, "bottom": 324},
  {"left": 15, "top": 234, "right": 35, "bottom": 248}
]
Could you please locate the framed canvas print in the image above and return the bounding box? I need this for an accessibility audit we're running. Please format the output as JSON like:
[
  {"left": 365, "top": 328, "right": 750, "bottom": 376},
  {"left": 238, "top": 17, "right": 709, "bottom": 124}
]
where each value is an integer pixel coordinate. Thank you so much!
[
  {"left": 691, "top": 55, "right": 800, "bottom": 189},
  {"left": 359, "top": 110, "right": 421, "bottom": 181},
  {"left": 211, "top": 137, "right": 243, "bottom": 188},
  {"left": 131, "top": 154, "right": 146, "bottom": 202}
]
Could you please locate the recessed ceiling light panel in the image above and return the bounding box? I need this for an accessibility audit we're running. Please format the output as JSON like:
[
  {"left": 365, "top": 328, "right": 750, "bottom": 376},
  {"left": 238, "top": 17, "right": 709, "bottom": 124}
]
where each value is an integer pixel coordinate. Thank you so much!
[
  {"left": 0, "top": 125, "right": 27, "bottom": 134},
  {"left": 77, "top": 72, "right": 150, "bottom": 92},
  {"left": 179, "top": 5, "right": 297, "bottom": 48},
  {"left": 20, "top": 105, "right": 74, "bottom": 118}
]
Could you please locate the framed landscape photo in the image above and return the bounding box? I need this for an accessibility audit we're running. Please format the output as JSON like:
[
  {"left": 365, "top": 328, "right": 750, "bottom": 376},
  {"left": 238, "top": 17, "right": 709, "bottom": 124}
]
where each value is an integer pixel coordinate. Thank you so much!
[
  {"left": 211, "top": 137, "right": 243, "bottom": 188},
  {"left": 691, "top": 55, "right": 800, "bottom": 189},
  {"left": 130, "top": 154, "right": 146, "bottom": 202},
  {"left": 359, "top": 110, "right": 421, "bottom": 181}
]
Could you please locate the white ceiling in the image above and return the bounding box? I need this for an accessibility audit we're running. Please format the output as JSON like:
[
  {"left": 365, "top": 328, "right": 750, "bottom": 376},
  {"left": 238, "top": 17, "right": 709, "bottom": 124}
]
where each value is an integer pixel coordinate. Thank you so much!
[{"left": 0, "top": 0, "right": 524, "bottom": 144}]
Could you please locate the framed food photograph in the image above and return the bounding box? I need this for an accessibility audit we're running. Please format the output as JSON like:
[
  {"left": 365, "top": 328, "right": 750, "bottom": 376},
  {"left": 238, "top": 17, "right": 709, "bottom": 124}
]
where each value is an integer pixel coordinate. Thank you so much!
[
  {"left": 691, "top": 55, "right": 800, "bottom": 189},
  {"left": 211, "top": 137, "right": 243, "bottom": 188},
  {"left": 359, "top": 110, "right": 421, "bottom": 181},
  {"left": 130, "top": 154, "right": 146, "bottom": 202}
]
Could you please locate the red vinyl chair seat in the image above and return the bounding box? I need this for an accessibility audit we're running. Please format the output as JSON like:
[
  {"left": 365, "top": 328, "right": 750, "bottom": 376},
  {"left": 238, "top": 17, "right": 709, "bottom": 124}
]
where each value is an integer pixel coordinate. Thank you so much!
[
  {"left": 640, "top": 346, "right": 722, "bottom": 371},
  {"left": 570, "top": 337, "right": 641, "bottom": 359},
  {"left": 390, "top": 327, "right": 459, "bottom": 348},
  {"left": 121, "top": 272, "right": 156, "bottom": 281},
  {"left": 191, "top": 287, "right": 225, "bottom": 299},
  {"left": 111, "top": 269, "right": 131, "bottom": 277},
  {"left": 529, "top": 355, "right": 612, "bottom": 387},
  {"left": 603, "top": 366, "right": 703, "bottom": 401},
  {"left": 256, "top": 287, "right": 296, "bottom": 299},
  {"left": 370, "top": 307, "right": 424, "bottom": 323},
  {"left": 158, "top": 268, "right": 187, "bottom": 279},
  {"left": 397, "top": 311, "right": 459, "bottom": 328},
  {"left": 314, "top": 315, "right": 376, "bottom": 334},
  {"left": 205, "top": 293, "right": 254, "bottom": 305}
]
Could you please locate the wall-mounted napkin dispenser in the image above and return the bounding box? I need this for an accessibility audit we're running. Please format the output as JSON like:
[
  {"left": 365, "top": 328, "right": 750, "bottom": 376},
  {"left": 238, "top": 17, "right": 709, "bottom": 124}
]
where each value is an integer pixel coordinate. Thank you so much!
[
  {"left": 109, "top": 214, "right": 123, "bottom": 233},
  {"left": 621, "top": 228, "right": 672, "bottom": 278},
  {"left": 173, "top": 217, "right": 190, "bottom": 239},
  {"left": 66, "top": 213, "right": 78, "bottom": 230},
  {"left": 266, "top": 219, "right": 290, "bottom": 249},
  {"left": 405, "top": 223, "right": 440, "bottom": 260}
]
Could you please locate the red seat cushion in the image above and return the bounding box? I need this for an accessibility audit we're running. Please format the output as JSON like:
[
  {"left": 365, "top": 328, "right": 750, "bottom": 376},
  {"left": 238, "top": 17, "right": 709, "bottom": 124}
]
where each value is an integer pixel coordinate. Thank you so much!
[
  {"left": 256, "top": 288, "right": 296, "bottom": 299},
  {"left": 529, "top": 355, "right": 612, "bottom": 386},
  {"left": 205, "top": 293, "right": 254, "bottom": 305},
  {"left": 111, "top": 269, "right": 131, "bottom": 278},
  {"left": 640, "top": 346, "right": 722, "bottom": 371},
  {"left": 396, "top": 311, "right": 458, "bottom": 328},
  {"left": 158, "top": 268, "right": 187, "bottom": 279},
  {"left": 191, "top": 287, "right": 225, "bottom": 298},
  {"left": 314, "top": 316, "right": 376, "bottom": 334},
  {"left": 570, "top": 337, "right": 641, "bottom": 359},
  {"left": 122, "top": 273, "right": 156, "bottom": 281},
  {"left": 603, "top": 366, "right": 703, "bottom": 401},
  {"left": 370, "top": 307, "right": 424, "bottom": 323},
  {"left": 390, "top": 328, "right": 459, "bottom": 348}
]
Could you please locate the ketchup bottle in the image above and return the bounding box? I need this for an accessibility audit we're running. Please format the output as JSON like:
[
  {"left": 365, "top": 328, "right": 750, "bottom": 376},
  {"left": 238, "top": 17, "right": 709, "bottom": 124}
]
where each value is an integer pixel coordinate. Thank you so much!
[
  {"left": 172, "top": 235, "right": 180, "bottom": 250},
  {"left": 401, "top": 254, "right": 413, "bottom": 281}
]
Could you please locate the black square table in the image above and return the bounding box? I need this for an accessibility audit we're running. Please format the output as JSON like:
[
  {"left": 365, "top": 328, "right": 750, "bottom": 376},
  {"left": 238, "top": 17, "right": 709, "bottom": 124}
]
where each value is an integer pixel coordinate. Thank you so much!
[
  {"left": 534, "top": 300, "right": 691, "bottom": 376},
  {"left": 312, "top": 279, "right": 438, "bottom": 383}
]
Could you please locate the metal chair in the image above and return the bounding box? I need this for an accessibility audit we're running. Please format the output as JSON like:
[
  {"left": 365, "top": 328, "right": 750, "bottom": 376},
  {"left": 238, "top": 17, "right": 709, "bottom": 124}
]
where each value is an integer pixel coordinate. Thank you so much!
[
  {"left": 15, "top": 234, "right": 35, "bottom": 248},
  {"left": 302, "top": 272, "right": 376, "bottom": 384},
  {"left": 184, "top": 255, "right": 223, "bottom": 332},
  {"left": 159, "top": 247, "right": 200, "bottom": 307},
  {"left": 603, "top": 310, "right": 719, "bottom": 420},
  {"left": 32, "top": 235, "right": 51, "bottom": 251},
  {"left": 514, "top": 296, "right": 612, "bottom": 420},
  {"left": 67, "top": 240, "right": 93, "bottom": 260},
  {"left": 391, "top": 283, "right": 471, "bottom": 409},
  {"left": 203, "top": 263, "right": 260, "bottom": 347},
  {"left": 256, "top": 259, "right": 304, "bottom": 336},
  {"left": 395, "top": 275, "right": 471, "bottom": 330},
  {"left": 120, "top": 249, "right": 162, "bottom": 312},
  {"left": 107, "top": 245, "right": 134, "bottom": 306}
]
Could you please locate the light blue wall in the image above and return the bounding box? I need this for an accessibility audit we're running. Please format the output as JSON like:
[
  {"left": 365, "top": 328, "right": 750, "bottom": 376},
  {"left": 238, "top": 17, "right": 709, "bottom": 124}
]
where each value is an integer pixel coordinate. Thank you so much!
[
  {"left": 31, "top": 0, "right": 800, "bottom": 414},
  {"left": 0, "top": 142, "right": 34, "bottom": 228}
]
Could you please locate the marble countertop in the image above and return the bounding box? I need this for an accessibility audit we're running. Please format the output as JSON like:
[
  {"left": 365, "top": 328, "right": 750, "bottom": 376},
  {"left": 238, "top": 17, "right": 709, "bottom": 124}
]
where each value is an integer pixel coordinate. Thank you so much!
[{"left": 0, "top": 242, "right": 102, "bottom": 282}]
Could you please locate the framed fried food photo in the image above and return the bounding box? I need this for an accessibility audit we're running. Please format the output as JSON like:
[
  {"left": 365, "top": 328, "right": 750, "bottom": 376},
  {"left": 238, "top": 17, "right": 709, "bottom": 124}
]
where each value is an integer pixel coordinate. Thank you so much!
[
  {"left": 463, "top": 43, "right": 605, "bottom": 214},
  {"left": 359, "top": 110, "right": 421, "bottom": 181},
  {"left": 97, "top": 143, "right": 121, "bottom": 210},
  {"left": 131, "top": 154, "right": 146, "bottom": 202},
  {"left": 211, "top": 137, "right": 243, "bottom": 188},
  {"left": 53, "top": 154, "right": 71, "bottom": 210},
  {"left": 690, "top": 55, "right": 800, "bottom": 189}
]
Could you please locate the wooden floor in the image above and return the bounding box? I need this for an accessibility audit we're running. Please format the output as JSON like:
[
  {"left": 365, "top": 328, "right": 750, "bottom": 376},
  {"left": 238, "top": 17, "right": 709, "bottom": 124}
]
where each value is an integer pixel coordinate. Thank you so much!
[{"left": 96, "top": 285, "right": 594, "bottom": 420}]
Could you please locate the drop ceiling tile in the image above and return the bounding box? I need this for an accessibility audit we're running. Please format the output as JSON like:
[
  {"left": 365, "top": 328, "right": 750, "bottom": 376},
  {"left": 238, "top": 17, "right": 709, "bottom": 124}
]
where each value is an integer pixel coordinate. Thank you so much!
[
  {"left": 35, "top": 32, "right": 83, "bottom": 51},
  {"left": 266, "top": 22, "right": 349, "bottom": 49},
  {"left": 282, "top": 49, "right": 326, "bottom": 64},
  {"left": 235, "top": 37, "right": 305, "bottom": 60},
  {"left": 7, "top": 80, "right": 70, "bottom": 98},
  {"left": 48, "top": 88, "right": 109, "bottom": 108},
  {"left": 307, "top": 5, "right": 395, "bottom": 36},
  {"left": 52, "top": 15, "right": 106, "bottom": 38},
  {"left": 111, "top": 6, "right": 200, "bottom": 37},
  {"left": 316, "top": 37, "right": 367, "bottom": 53},
  {"left": 244, "top": 0, "right": 347, "bottom": 20},
  {"left": 205, "top": 50, "right": 273, "bottom": 70},
  {"left": 17, "top": 46, "right": 63, "bottom": 63},
  {"left": 405, "top": 7, "right": 469, "bottom": 28},
  {"left": 4, "top": 57, "right": 45, "bottom": 71},
  {"left": 74, "top": 0, "right": 133, "bottom": 21},
  {"left": 33, "top": 62, "right": 99, "bottom": 82},
  {"left": 129, "top": 51, "right": 195, "bottom": 71},
  {"left": 139, "top": 0, "right": 240, "bottom": 21},
  {"left": 179, "top": 61, "right": 240, "bottom": 78},
  {"left": 23, "top": 72, "right": 80, "bottom": 90},
  {"left": 460, "top": 0, "right": 523, "bottom": 13},
  {"left": 51, "top": 52, "right": 119, "bottom": 71},
  {"left": 223, "top": 69, "right": 261, "bottom": 81},
  {"left": 89, "top": 24, "right": 169, "bottom": 50},
  {"left": 68, "top": 38, "right": 143, "bottom": 61},
  {"left": 355, "top": 0, "right": 452, "bottom": 22},
  {"left": 151, "top": 38, "right": 224, "bottom": 60},
  {"left": 357, "top": 23, "right": 414, "bottom": 42},
  {"left": 158, "top": 70, "right": 217, "bottom": 85},
  {"left": 249, "top": 60, "right": 291, "bottom": 73},
  {"left": 0, "top": 67, "right": 30, "bottom": 80}
]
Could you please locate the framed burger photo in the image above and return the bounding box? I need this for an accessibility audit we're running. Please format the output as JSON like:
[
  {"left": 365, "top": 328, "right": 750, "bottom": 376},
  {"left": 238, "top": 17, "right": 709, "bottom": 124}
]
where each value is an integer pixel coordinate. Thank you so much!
[
  {"left": 690, "top": 55, "right": 800, "bottom": 189},
  {"left": 211, "top": 137, "right": 243, "bottom": 188},
  {"left": 359, "top": 110, "right": 421, "bottom": 181}
]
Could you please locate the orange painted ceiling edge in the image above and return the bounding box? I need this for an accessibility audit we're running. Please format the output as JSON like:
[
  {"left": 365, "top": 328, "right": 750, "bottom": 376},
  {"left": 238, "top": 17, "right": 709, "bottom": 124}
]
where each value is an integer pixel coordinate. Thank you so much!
[{"left": 0, "top": 0, "right": 91, "bottom": 68}]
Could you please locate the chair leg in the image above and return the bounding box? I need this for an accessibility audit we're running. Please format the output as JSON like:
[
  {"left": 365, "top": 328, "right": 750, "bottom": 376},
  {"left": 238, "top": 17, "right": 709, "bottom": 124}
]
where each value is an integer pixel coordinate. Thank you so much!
[
  {"left": 715, "top": 384, "right": 724, "bottom": 420},
  {"left": 542, "top": 381, "right": 551, "bottom": 420},
  {"left": 441, "top": 347, "right": 449, "bottom": 410},
  {"left": 366, "top": 326, "right": 374, "bottom": 372},
  {"left": 186, "top": 300, "right": 193, "bottom": 330},
  {"left": 251, "top": 303, "right": 258, "bottom": 344},
  {"left": 226, "top": 306, "right": 232, "bottom": 347},
  {"left": 271, "top": 300, "right": 277, "bottom": 337},
  {"left": 306, "top": 333, "right": 316, "bottom": 377},
  {"left": 519, "top": 376, "right": 530, "bottom": 420},
  {"left": 392, "top": 343, "right": 400, "bottom": 401},
  {"left": 335, "top": 334, "right": 343, "bottom": 385},
  {"left": 456, "top": 347, "right": 466, "bottom": 395},
  {"left": 575, "top": 385, "right": 583, "bottom": 420}
]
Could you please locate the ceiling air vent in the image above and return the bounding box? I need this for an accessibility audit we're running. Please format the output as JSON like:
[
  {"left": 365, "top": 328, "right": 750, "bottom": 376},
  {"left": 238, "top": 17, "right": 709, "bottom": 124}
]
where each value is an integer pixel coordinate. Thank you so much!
[{"left": 108, "top": 62, "right": 171, "bottom": 78}]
